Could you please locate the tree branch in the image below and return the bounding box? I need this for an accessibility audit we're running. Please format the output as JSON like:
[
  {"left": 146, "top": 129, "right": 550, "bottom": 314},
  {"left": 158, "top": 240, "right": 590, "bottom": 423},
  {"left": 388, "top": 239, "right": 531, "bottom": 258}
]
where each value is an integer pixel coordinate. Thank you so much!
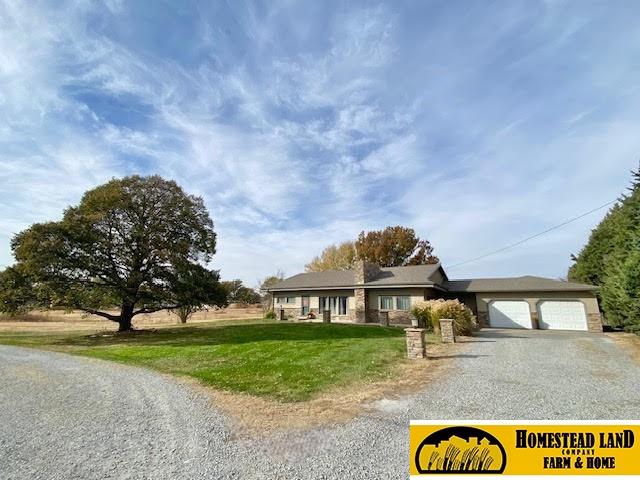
[{"left": 79, "top": 307, "right": 120, "bottom": 322}]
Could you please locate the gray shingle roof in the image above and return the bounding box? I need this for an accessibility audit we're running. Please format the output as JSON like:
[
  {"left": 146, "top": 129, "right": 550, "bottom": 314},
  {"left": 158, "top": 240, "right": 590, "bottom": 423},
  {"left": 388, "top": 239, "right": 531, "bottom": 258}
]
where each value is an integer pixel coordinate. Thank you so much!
[
  {"left": 270, "top": 265, "right": 597, "bottom": 293},
  {"left": 445, "top": 276, "right": 598, "bottom": 292},
  {"left": 271, "top": 270, "right": 355, "bottom": 290},
  {"left": 365, "top": 264, "right": 443, "bottom": 286},
  {"left": 269, "top": 264, "right": 444, "bottom": 290}
]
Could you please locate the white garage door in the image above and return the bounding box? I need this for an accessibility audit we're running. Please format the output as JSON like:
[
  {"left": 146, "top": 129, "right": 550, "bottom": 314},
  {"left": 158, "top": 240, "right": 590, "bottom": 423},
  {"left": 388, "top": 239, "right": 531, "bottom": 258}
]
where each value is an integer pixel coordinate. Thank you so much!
[
  {"left": 538, "top": 301, "right": 587, "bottom": 331},
  {"left": 488, "top": 301, "right": 532, "bottom": 329}
]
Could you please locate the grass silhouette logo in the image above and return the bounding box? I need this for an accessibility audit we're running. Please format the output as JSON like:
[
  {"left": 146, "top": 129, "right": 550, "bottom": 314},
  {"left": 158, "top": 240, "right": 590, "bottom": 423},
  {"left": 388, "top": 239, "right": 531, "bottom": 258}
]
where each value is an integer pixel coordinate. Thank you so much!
[{"left": 414, "top": 426, "right": 507, "bottom": 474}]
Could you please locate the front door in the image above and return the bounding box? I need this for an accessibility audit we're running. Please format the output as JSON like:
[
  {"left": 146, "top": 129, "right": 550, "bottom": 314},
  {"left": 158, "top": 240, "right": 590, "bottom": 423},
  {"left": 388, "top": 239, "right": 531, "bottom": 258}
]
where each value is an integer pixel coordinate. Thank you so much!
[{"left": 301, "top": 296, "right": 310, "bottom": 315}]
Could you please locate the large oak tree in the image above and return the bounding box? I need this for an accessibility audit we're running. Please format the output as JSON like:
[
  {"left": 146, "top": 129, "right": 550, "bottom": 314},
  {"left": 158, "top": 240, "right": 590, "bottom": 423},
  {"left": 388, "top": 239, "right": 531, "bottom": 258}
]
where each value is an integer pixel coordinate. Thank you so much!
[
  {"left": 6, "top": 175, "right": 225, "bottom": 331},
  {"left": 305, "top": 226, "right": 439, "bottom": 272},
  {"left": 355, "top": 226, "right": 438, "bottom": 267}
]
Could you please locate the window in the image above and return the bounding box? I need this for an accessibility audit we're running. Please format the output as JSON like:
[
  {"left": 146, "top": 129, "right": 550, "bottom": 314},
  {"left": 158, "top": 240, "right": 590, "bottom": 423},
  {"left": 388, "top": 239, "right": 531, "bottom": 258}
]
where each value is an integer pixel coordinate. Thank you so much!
[
  {"left": 379, "top": 296, "right": 394, "bottom": 310},
  {"left": 276, "top": 297, "right": 295, "bottom": 304},
  {"left": 396, "top": 296, "right": 410, "bottom": 311},
  {"left": 380, "top": 295, "right": 411, "bottom": 311},
  {"left": 319, "top": 296, "right": 348, "bottom": 315}
]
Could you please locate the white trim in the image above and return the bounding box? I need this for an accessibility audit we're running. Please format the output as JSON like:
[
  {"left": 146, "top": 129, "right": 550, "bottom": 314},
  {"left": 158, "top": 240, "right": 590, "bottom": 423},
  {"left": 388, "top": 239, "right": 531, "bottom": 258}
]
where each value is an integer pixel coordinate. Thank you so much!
[{"left": 379, "top": 294, "right": 411, "bottom": 311}]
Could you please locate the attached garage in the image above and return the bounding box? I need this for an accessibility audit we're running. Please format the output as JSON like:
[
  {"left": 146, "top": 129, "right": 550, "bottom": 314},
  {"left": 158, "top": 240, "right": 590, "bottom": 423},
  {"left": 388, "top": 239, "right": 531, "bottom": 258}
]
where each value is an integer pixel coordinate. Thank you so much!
[
  {"left": 538, "top": 301, "right": 588, "bottom": 331},
  {"left": 488, "top": 300, "right": 532, "bottom": 329},
  {"left": 445, "top": 275, "right": 603, "bottom": 333}
]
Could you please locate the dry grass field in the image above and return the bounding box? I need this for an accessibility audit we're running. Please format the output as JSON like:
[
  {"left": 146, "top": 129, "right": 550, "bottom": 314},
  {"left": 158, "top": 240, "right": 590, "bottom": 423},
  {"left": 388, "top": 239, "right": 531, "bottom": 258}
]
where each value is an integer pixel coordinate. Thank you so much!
[{"left": 0, "top": 306, "right": 264, "bottom": 333}]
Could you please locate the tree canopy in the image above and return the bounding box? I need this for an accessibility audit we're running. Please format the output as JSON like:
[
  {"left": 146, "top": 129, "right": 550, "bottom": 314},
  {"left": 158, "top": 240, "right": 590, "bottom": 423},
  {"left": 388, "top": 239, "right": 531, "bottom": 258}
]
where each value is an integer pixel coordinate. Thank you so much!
[
  {"left": 221, "top": 279, "right": 261, "bottom": 304},
  {"left": 569, "top": 165, "right": 640, "bottom": 329},
  {"left": 356, "top": 226, "right": 438, "bottom": 267},
  {"left": 305, "top": 226, "right": 439, "bottom": 272},
  {"left": 258, "top": 271, "right": 285, "bottom": 310},
  {"left": 3, "top": 175, "right": 226, "bottom": 331},
  {"left": 305, "top": 241, "right": 356, "bottom": 272}
]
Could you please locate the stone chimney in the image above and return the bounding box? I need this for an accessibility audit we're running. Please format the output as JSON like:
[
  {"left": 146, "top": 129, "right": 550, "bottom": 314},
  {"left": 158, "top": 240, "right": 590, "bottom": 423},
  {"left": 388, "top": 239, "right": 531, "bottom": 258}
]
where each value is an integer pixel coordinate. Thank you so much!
[
  {"left": 353, "top": 260, "right": 379, "bottom": 323},
  {"left": 353, "top": 260, "right": 380, "bottom": 284}
]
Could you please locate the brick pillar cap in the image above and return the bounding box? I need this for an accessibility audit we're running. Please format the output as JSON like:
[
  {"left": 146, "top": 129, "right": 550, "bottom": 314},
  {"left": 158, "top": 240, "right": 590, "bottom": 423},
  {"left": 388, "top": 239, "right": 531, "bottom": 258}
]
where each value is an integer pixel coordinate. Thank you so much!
[
  {"left": 405, "top": 328, "right": 426, "bottom": 332},
  {"left": 439, "top": 318, "right": 453, "bottom": 322}
]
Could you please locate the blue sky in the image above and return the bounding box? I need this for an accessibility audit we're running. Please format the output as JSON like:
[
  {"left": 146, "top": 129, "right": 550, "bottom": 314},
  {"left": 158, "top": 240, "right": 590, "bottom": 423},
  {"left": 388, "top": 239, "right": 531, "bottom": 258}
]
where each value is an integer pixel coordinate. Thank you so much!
[{"left": 1, "top": 0, "right": 639, "bottom": 286}]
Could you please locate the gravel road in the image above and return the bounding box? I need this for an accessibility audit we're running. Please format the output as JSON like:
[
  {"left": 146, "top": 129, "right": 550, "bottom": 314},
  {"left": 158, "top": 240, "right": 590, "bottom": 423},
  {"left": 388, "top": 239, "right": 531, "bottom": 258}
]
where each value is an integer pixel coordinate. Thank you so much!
[{"left": 1, "top": 329, "right": 639, "bottom": 479}]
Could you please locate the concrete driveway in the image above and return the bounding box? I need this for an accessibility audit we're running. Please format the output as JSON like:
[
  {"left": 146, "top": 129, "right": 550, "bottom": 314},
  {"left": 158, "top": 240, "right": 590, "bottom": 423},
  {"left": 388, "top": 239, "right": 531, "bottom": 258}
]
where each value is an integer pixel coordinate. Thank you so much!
[{"left": 1, "top": 329, "right": 638, "bottom": 479}]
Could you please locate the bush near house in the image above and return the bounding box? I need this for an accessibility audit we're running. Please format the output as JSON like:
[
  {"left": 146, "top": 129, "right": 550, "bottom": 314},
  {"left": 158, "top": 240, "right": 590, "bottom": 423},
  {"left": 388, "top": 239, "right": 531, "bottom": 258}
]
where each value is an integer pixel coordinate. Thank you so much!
[{"left": 411, "top": 299, "right": 476, "bottom": 336}]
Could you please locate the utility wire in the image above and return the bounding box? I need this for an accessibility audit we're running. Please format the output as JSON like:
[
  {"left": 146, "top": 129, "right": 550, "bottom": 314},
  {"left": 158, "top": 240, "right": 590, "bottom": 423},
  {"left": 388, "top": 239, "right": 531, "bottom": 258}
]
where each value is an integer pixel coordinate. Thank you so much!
[{"left": 446, "top": 198, "right": 619, "bottom": 270}]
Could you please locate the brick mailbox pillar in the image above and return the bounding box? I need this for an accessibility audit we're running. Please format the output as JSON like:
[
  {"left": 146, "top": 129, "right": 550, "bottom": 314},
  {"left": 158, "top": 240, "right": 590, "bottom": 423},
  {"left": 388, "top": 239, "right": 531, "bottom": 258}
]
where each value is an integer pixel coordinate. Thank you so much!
[
  {"left": 439, "top": 318, "right": 455, "bottom": 343},
  {"left": 379, "top": 311, "right": 389, "bottom": 327},
  {"left": 405, "top": 328, "right": 427, "bottom": 359},
  {"left": 322, "top": 309, "right": 331, "bottom": 324},
  {"left": 278, "top": 308, "right": 286, "bottom": 321}
]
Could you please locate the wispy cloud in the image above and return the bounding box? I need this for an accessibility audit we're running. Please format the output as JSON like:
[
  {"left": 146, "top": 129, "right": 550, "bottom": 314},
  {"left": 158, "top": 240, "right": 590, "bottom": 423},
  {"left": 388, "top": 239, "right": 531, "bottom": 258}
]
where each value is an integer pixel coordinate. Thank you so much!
[{"left": 1, "top": 0, "right": 639, "bottom": 285}]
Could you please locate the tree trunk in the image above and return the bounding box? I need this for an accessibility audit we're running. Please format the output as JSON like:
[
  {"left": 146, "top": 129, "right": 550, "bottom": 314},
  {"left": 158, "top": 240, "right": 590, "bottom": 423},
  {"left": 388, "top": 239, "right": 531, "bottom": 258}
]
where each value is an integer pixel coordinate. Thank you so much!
[{"left": 118, "top": 302, "right": 135, "bottom": 332}]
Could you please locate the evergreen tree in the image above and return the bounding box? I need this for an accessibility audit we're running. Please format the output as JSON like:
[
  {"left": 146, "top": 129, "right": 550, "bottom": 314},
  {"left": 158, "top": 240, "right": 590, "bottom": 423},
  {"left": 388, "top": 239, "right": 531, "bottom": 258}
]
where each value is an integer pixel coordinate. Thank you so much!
[
  {"left": 601, "top": 247, "right": 640, "bottom": 328},
  {"left": 569, "top": 163, "right": 640, "bottom": 327}
]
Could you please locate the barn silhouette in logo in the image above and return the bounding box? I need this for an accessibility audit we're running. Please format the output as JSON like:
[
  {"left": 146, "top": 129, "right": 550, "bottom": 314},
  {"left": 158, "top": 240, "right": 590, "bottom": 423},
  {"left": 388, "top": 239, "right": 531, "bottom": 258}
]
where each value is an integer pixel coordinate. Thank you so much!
[{"left": 415, "top": 426, "right": 507, "bottom": 474}]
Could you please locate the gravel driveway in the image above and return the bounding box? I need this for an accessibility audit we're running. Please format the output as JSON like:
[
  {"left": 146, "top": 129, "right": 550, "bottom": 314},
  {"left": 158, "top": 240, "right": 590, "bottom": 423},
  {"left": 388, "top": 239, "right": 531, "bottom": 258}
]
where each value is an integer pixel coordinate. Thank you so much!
[{"left": 1, "top": 329, "right": 639, "bottom": 479}]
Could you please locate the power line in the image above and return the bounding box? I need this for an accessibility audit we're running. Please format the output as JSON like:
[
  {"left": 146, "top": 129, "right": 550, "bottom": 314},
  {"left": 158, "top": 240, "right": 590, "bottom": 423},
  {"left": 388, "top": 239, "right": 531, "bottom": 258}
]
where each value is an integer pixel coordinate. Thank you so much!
[{"left": 446, "top": 198, "right": 619, "bottom": 270}]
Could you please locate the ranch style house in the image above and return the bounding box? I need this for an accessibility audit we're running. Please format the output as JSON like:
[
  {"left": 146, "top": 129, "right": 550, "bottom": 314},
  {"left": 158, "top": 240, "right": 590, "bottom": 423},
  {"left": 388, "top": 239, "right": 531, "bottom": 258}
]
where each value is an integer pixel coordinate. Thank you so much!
[{"left": 268, "top": 261, "right": 603, "bottom": 333}]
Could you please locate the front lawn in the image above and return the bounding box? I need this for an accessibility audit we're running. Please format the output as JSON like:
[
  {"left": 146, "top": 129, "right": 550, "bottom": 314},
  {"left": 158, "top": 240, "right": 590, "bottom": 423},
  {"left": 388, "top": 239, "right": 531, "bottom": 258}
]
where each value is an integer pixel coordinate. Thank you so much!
[{"left": 0, "top": 321, "right": 438, "bottom": 402}]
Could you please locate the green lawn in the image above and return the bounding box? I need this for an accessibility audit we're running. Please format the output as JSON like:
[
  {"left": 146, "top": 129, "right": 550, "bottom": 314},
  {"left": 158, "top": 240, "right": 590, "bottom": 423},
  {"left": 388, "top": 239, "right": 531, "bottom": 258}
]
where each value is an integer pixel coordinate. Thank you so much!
[{"left": 0, "top": 321, "right": 438, "bottom": 402}]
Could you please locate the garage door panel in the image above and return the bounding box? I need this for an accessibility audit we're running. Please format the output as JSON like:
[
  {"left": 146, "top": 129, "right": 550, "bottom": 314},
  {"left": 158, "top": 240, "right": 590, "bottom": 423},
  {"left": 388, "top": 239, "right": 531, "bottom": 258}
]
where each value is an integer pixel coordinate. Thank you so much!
[
  {"left": 538, "top": 301, "right": 587, "bottom": 331},
  {"left": 489, "top": 301, "right": 532, "bottom": 329}
]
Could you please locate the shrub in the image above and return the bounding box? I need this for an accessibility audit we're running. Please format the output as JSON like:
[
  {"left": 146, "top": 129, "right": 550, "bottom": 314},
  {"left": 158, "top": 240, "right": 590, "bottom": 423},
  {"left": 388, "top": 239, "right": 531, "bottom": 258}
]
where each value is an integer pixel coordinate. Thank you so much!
[
  {"left": 411, "top": 302, "right": 437, "bottom": 331},
  {"left": 411, "top": 299, "right": 476, "bottom": 336},
  {"left": 263, "top": 309, "right": 276, "bottom": 320},
  {"left": 623, "top": 323, "right": 640, "bottom": 335}
]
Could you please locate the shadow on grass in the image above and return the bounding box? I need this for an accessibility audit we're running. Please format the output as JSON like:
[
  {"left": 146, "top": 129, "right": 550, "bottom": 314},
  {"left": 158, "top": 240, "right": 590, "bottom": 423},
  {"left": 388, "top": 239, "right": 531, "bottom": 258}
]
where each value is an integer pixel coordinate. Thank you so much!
[{"left": 51, "top": 322, "right": 406, "bottom": 348}]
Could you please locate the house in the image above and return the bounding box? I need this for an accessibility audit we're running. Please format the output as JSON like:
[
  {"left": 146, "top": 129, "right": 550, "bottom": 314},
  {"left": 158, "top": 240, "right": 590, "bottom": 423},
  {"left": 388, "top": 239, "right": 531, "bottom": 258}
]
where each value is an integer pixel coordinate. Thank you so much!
[{"left": 268, "top": 261, "right": 603, "bottom": 332}]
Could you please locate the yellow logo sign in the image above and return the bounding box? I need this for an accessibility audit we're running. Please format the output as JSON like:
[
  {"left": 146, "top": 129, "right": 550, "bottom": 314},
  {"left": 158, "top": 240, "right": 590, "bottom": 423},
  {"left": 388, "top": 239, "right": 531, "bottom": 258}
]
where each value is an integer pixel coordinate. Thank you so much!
[
  {"left": 414, "top": 425, "right": 506, "bottom": 474},
  {"left": 410, "top": 421, "right": 640, "bottom": 476}
]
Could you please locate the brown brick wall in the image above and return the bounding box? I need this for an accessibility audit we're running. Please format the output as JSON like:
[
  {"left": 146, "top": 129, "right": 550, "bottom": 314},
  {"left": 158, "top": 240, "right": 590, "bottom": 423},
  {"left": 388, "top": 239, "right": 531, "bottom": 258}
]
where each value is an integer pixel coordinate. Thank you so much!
[
  {"left": 587, "top": 312, "right": 603, "bottom": 333},
  {"left": 530, "top": 311, "right": 540, "bottom": 330},
  {"left": 366, "top": 308, "right": 378, "bottom": 323},
  {"left": 405, "top": 328, "right": 427, "bottom": 359},
  {"left": 388, "top": 310, "right": 414, "bottom": 325},
  {"left": 439, "top": 319, "right": 455, "bottom": 343},
  {"left": 477, "top": 311, "right": 489, "bottom": 328},
  {"left": 355, "top": 288, "right": 367, "bottom": 323}
]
